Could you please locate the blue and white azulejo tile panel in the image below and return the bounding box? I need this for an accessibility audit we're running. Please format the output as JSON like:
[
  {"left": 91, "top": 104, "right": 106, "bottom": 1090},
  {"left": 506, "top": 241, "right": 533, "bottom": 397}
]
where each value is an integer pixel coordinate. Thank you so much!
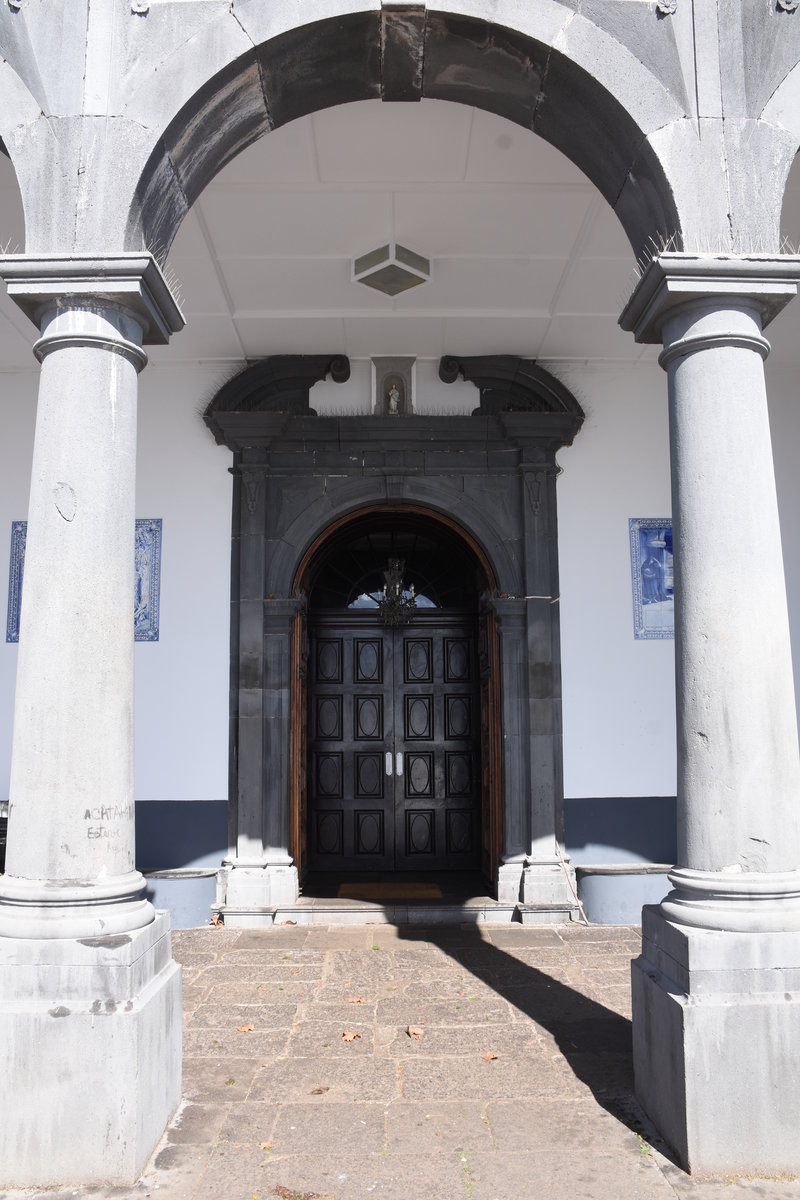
[
  {"left": 5, "top": 521, "right": 25, "bottom": 645},
  {"left": 629, "top": 517, "right": 674, "bottom": 641},
  {"left": 6, "top": 518, "right": 162, "bottom": 644},
  {"left": 134, "top": 518, "right": 162, "bottom": 642}
]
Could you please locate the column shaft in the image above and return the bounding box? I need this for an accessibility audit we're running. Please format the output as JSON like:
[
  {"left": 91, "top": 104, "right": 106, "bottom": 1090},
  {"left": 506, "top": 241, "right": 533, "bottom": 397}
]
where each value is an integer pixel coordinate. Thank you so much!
[
  {"left": 0, "top": 303, "right": 151, "bottom": 937},
  {"left": 665, "top": 302, "right": 800, "bottom": 875}
]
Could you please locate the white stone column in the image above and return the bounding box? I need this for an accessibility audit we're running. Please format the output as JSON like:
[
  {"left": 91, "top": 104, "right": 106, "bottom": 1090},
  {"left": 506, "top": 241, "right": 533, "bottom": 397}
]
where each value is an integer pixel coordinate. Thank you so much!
[
  {"left": 0, "top": 256, "right": 185, "bottom": 1187},
  {"left": 620, "top": 254, "right": 800, "bottom": 1175}
]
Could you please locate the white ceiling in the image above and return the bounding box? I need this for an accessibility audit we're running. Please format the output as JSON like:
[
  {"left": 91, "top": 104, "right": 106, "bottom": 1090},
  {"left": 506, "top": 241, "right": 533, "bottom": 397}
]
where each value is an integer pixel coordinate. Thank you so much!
[
  {"left": 0, "top": 99, "right": 799, "bottom": 369},
  {"left": 155, "top": 100, "right": 647, "bottom": 368}
]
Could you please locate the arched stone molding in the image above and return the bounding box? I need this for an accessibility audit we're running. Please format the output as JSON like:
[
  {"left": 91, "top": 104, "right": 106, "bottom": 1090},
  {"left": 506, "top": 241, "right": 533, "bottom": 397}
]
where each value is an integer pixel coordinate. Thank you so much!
[
  {"left": 0, "top": 55, "right": 45, "bottom": 246},
  {"left": 762, "top": 60, "right": 800, "bottom": 149},
  {"left": 762, "top": 63, "right": 800, "bottom": 243},
  {"left": 120, "top": 1, "right": 687, "bottom": 262},
  {"left": 267, "top": 480, "right": 522, "bottom": 603}
]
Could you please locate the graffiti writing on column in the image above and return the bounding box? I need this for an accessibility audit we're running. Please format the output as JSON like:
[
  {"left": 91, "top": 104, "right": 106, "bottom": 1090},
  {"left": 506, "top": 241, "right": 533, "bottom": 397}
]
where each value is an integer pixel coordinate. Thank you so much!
[{"left": 84, "top": 804, "right": 135, "bottom": 840}]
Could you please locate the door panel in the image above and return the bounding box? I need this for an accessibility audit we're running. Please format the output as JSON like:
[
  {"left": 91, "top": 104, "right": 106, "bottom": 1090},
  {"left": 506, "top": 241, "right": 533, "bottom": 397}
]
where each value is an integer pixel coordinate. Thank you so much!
[
  {"left": 393, "top": 617, "right": 480, "bottom": 870},
  {"left": 308, "top": 617, "right": 394, "bottom": 871},
  {"left": 307, "top": 612, "right": 480, "bottom": 872}
]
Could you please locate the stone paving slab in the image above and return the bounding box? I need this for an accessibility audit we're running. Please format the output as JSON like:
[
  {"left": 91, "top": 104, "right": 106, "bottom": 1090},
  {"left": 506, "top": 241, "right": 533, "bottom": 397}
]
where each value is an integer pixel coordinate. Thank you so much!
[
  {"left": 186, "top": 1000, "right": 299, "bottom": 1029},
  {"left": 2, "top": 923, "right": 800, "bottom": 1200},
  {"left": 385, "top": 1100, "right": 492, "bottom": 1154}
]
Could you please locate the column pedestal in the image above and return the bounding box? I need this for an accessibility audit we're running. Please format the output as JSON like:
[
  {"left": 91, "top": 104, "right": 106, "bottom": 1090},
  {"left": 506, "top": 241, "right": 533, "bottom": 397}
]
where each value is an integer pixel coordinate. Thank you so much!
[
  {"left": 621, "top": 254, "right": 800, "bottom": 1175},
  {"left": 633, "top": 906, "right": 800, "bottom": 1175},
  {"left": 0, "top": 915, "right": 181, "bottom": 1186},
  {"left": 216, "top": 859, "right": 300, "bottom": 927}
]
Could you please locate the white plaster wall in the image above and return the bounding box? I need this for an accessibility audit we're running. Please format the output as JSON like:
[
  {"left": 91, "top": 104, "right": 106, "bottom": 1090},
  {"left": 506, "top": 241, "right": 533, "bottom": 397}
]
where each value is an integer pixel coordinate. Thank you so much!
[
  {"left": 3, "top": 357, "right": 800, "bottom": 807},
  {"left": 555, "top": 362, "right": 676, "bottom": 798},
  {"left": 133, "top": 364, "right": 232, "bottom": 802},
  {"left": 0, "top": 369, "right": 37, "bottom": 803},
  {"left": 764, "top": 364, "right": 800, "bottom": 716},
  {"left": 0, "top": 363, "right": 233, "bottom": 806}
]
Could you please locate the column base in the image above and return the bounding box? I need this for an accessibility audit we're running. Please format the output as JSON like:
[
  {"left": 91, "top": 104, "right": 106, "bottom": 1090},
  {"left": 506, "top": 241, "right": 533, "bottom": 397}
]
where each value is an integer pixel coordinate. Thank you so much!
[
  {"left": 660, "top": 866, "right": 800, "bottom": 932},
  {"left": 497, "top": 860, "right": 579, "bottom": 922},
  {"left": 0, "top": 910, "right": 181, "bottom": 1187},
  {"left": 216, "top": 862, "right": 300, "bottom": 927},
  {"left": 633, "top": 904, "right": 800, "bottom": 1176},
  {"left": 0, "top": 870, "right": 155, "bottom": 938}
]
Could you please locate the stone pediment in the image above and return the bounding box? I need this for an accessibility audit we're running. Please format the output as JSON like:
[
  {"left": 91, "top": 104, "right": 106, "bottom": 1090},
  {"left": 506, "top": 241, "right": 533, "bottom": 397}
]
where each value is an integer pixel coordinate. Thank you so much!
[
  {"left": 204, "top": 354, "right": 584, "bottom": 452},
  {"left": 438, "top": 355, "right": 585, "bottom": 417},
  {"left": 204, "top": 355, "right": 351, "bottom": 444}
]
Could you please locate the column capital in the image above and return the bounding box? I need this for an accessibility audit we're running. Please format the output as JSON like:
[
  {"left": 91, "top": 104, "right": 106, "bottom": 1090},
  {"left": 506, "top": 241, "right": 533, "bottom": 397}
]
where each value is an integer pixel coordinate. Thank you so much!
[
  {"left": 483, "top": 595, "right": 527, "bottom": 628},
  {"left": 619, "top": 253, "right": 800, "bottom": 346},
  {"left": 263, "top": 595, "right": 306, "bottom": 631},
  {"left": 0, "top": 252, "right": 184, "bottom": 345}
]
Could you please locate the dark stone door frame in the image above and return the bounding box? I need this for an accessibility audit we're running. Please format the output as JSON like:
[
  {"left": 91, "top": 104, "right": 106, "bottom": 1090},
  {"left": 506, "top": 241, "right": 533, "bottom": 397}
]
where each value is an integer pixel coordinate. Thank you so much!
[{"left": 205, "top": 355, "right": 585, "bottom": 922}]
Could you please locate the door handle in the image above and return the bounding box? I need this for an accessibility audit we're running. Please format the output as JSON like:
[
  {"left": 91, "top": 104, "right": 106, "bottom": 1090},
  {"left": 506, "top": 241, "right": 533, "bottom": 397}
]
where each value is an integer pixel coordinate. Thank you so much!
[
  {"left": 395, "top": 751, "right": 404, "bottom": 777},
  {"left": 385, "top": 751, "right": 393, "bottom": 777}
]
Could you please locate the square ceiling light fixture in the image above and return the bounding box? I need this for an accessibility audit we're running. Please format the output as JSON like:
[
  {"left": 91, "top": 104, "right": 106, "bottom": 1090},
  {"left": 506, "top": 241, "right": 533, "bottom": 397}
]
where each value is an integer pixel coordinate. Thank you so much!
[{"left": 353, "top": 242, "right": 431, "bottom": 297}]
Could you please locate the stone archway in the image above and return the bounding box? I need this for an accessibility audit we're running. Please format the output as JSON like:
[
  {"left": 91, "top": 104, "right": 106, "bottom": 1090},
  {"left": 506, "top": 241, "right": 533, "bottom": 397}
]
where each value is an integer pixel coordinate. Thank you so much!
[
  {"left": 2, "top": 2, "right": 800, "bottom": 1183},
  {"left": 123, "top": 3, "right": 687, "bottom": 264}
]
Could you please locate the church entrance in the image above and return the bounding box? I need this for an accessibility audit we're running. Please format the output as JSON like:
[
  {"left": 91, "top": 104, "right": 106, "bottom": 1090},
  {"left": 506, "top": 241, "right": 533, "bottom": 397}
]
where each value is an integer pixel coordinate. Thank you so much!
[
  {"left": 304, "top": 515, "right": 486, "bottom": 877},
  {"left": 208, "top": 358, "right": 584, "bottom": 914}
]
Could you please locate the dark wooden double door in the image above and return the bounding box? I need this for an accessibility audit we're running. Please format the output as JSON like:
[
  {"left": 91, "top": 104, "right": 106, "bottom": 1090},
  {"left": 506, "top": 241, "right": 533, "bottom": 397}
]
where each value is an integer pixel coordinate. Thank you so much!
[{"left": 308, "top": 612, "right": 481, "bottom": 871}]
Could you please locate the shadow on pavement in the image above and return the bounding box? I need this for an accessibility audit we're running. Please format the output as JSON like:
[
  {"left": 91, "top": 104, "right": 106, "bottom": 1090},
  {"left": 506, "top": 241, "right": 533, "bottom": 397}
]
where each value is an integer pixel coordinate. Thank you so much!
[{"left": 397, "top": 921, "right": 676, "bottom": 1165}]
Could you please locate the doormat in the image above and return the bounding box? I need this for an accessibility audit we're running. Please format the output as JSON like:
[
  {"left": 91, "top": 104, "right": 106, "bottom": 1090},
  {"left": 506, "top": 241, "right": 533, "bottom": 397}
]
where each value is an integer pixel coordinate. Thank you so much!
[{"left": 338, "top": 882, "right": 444, "bottom": 901}]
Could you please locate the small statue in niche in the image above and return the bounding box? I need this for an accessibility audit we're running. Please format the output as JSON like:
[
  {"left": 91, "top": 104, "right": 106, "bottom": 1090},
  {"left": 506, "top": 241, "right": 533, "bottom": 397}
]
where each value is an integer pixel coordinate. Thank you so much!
[{"left": 387, "top": 383, "right": 400, "bottom": 415}]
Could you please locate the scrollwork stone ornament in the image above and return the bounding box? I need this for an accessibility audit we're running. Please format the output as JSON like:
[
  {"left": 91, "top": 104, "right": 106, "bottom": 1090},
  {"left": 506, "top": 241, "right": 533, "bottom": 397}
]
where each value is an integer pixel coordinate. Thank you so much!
[
  {"left": 778, "top": 0, "right": 799, "bottom": 11},
  {"left": 131, "top": 0, "right": 149, "bottom": 12},
  {"left": 7, "top": 0, "right": 24, "bottom": 10},
  {"left": 656, "top": 0, "right": 677, "bottom": 12},
  {"left": 524, "top": 474, "right": 542, "bottom": 516},
  {"left": 241, "top": 470, "right": 262, "bottom": 516}
]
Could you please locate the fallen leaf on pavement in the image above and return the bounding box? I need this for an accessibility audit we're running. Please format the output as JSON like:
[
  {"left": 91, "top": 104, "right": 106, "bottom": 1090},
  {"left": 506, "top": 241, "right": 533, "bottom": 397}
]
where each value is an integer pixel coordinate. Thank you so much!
[
  {"left": 237, "top": 1023, "right": 255, "bottom": 1033},
  {"left": 407, "top": 1025, "right": 424, "bottom": 1040},
  {"left": 259, "top": 1141, "right": 272, "bottom": 1150},
  {"left": 346, "top": 996, "right": 367, "bottom": 1004},
  {"left": 483, "top": 1051, "right": 498, "bottom": 1061},
  {"left": 311, "top": 1086, "right": 330, "bottom": 1095},
  {"left": 342, "top": 1030, "right": 362, "bottom": 1042},
  {"left": 210, "top": 912, "right": 223, "bottom": 927}
]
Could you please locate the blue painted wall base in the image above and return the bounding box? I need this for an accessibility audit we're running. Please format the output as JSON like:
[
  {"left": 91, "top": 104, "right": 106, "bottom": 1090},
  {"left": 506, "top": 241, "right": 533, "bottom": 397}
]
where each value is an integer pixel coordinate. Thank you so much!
[
  {"left": 133, "top": 796, "right": 677, "bottom": 927},
  {"left": 144, "top": 875, "right": 218, "bottom": 929}
]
